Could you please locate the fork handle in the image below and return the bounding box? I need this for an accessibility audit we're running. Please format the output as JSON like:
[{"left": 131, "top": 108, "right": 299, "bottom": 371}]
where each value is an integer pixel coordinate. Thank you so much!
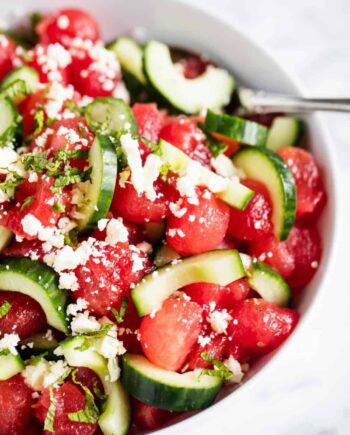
[{"left": 239, "top": 88, "right": 350, "bottom": 114}]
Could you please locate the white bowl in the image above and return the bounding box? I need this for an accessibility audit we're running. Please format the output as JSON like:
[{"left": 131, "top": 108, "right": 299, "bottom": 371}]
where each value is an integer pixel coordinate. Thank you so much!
[{"left": 2, "top": 0, "right": 340, "bottom": 433}]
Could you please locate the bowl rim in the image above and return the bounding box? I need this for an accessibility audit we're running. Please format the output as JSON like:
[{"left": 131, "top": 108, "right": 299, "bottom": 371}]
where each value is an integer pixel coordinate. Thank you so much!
[{"left": 153, "top": 0, "right": 341, "bottom": 433}]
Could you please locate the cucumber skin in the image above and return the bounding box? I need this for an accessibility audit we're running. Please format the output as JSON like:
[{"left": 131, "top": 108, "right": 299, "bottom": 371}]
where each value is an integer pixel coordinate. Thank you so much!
[
  {"left": 78, "top": 135, "right": 118, "bottom": 233},
  {"left": 233, "top": 147, "right": 296, "bottom": 240},
  {"left": 122, "top": 356, "right": 222, "bottom": 412},
  {"left": 249, "top": 259, "right": 291, "bottom": 307},
  {"left": 205, "top": 110, "right": 268, "bottom": 147},
  {"left": 0, "top": 257, "right": 68, "bottom": 333}
]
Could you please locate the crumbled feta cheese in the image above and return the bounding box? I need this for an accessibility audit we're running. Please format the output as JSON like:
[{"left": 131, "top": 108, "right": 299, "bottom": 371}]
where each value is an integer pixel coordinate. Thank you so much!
[
  {"left": 223, "top": 356, "right": 244, "bottom": 383},
  {"left": 120, "top": 134, "right": 162, "bottom": 201},
  {"left": 23, "top": 359, "right": 69, "bottom": 391},
  {"left": 131, "top": 251, "right": 145, "bottom": 273},
  {"left": 0, "top": 147, "right": 20, "bottom": 172},
  {"left": 105, "top": 218, "right": 129, "bottom": 245},
  {"left": 70, "top": 311, "right": 100, "bottom": 334},
  {"left": 208, "top": 310, "right": 232, "bottom": 334},
  {"left": 0, "top": 333, "right": 20, "bottom": 355},
  {"left": 169, "top": 201, "right": 187, "bottom": 218},
  {"left": 198, "top": 335, "right": 211, "bottom": 348},
  {"left": 59, "top": 271, "right": 79, "bottom": 291},
  {"left": 211, "top": 154, "right": 240, "bottom": 178},
  {"left": 21, "top": 214, "right": 42, "bottom": 237},
  {"left": 57, "top": 14, "right": 70, "bottom": 30},
  {"left": 66, "top": 298, "right": 88, "bottom": 317}
]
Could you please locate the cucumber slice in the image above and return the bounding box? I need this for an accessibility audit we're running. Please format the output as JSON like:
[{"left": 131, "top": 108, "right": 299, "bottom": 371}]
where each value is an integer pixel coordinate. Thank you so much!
[
  {"left": 153, "top": 243, "right": 180, "bottom": 268},
  {"left": 0, "top": 352, "right": 24, "bottom": 380},
  {"left": 60, "top": 336, "right": 130, "bottom": 435},
  {"left": 246, "top": 257, "right": 291, "bottom": 307},
  {"left": 77, "top": 135, "right": 118, "bottom": 232},
  {"left": 266, "top": 116, "right": 302, "bottom": 151},
  {"left": 144, "top": 41, "right": 234, "bottom": 114},
  {"left": 0, "top": 225, "right": 12, "bottom": 252},
  {"left": 108, "top": 37, "right": 146, "bottom": 85},
  {"left": 158, "top": 139, "right": 253, "bottom": 210},
  {"left": 1, "top": 66, "right": 39, "bottom": 103},
  {"left": 0, "top": 257, "right": 68, "bottom": 333},
  {"left": 122, "top": 354, "right": 222, "bottom": 411},
  {"left": 204, "top": 110, "right": 268, "bottom": 147},
  {"left": 132, "top": 249, "right": 245, "bottom": 316},
  {"left": 0, "top": 96, "right": 21, "bottom": 145},
  {"left": 233, "top": 147, "right": 296, "bottom": 240},
  {"left": 84, "top": 97, "right": 137, "bottom": 136}
]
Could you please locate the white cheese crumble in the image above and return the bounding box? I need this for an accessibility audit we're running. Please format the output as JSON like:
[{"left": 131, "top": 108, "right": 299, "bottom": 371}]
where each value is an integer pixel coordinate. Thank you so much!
[
  {"left": 105, "top": 218, "right": 129, "bottom": 245},
  {"left": 70, "top": 311, "right": 101, "bottom": 335},
  {"left": 208, "top": 310, "right": 232, "bottom": 334},
  {"left": 23, "top": 359, "right": 69, "bottom": 391},
  {"left": 223, "top": 356, "right": 244, "bottom": 384},
  {"left": 0, "top": 333, "right": 20, "bottom": 355},
  {"left": 59, "top": 271, "right": 79, "bottom": 291},
  {"left": 66, "top": 298, "right": 88, "bottom": 317},
  {"left": 120, "top": 133, "right": 162, "bottom": 201},
  {"left": 211, "top": 154, "right": 239, "bottom": 178}
]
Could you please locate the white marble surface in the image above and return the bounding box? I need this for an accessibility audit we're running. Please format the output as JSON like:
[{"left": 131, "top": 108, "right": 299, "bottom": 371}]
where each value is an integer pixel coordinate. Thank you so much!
[{"left": 174, "top": 1, "right": 350, "bottom": 434}]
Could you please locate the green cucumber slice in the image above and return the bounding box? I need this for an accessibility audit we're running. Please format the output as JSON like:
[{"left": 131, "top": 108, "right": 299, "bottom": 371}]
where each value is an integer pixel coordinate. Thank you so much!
[
  {"left": 1, "top": 66, "right": 39, "bottom": 103},
  {"left": 0, "top": 96, "right": 21, "bottom": 146},
  {"left": 132, "top": 249, "right": 245, "bottom": 316},
  {"left": 158, "top": 139, "right": 253, "bottom": 210},
  {"left": 108, "top": 37, "right": 146, "bottom": 85},
  {"left": 77, "top": 135, "right": 118, "bottom": 232},
  {"left": 122, "top": 354, "right": 222, "bottom": 411},
  {"left": 144, "top": 41, "right": 234, "bottom": 114},
  {"left": 153, "top": 243, "right": 180, "bottom": 268},
  {"left": 266, "top": 116, "right": 302, "bottom": 151},
  {"left": 0, "top": 352, "right": 24, "bottom": 380},
  {"left": 0, "top": 226, "right": 12, "bottom": 253},
  {"left": 60, "top": 336, "right": 130, "bottom": 435},
  {"left": 0, "top": 257, "right": 68, "bottom": 333},
  {"left": 84, "top": 97, "right": 137, "bottom": 136},
  {"left": 245, "top": 256, "right": 291, "bottom": 307},
  {"left": 204, "top": 110, "right": 268, "bottom": 146},
  {"left": 233, "top": 147, "right": 296, "bottom": 240}
]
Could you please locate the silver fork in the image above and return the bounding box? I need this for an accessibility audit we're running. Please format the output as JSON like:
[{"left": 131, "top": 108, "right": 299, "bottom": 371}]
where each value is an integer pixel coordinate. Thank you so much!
[{"left": 238, "top": 88, "right": 350, "bottom": 114}]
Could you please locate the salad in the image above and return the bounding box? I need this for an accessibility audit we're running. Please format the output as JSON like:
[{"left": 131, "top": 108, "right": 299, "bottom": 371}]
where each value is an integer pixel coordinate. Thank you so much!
[{"left": 0, "top": 7, "right": 326, "bottom": 435}]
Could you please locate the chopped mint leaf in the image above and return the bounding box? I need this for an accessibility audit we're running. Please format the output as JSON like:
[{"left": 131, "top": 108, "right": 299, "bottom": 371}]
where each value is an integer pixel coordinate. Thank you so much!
[
  {"left": 20, "top": 196, "right": 35, "bottom": 212},
  {"left": 75, "top": 323, "right": 113, "bottom": 352},
  {"left": 0, "top": 348, "right": 11, "bottom": 357},
  {"left": 0, "top": 172, "right": 24, "bottom": 199},
  {"left": 23, "top": 150, "right": 49, "bottom": 173},
  {"left": 44, "top": 387, "right": 57, "bottom": 432},
  {"left": 68, "top": 369, "right": 100, "bottom": 424},
  {"left": 64, "top": 228, "right": 79, "bottom": 247},
  {"left": 111, "top": 297, "right": 128, "bottom": 324},
  {"left": 92, "top": 378, "right": 106, "bottom": 401},
  {"left": 52, "top": 201, "right": 64, "bottom": 213},
  {"left": 200, "top": 352, "right": 233, "bottom": 380},
  {"left": 159, "top": 162, "right": 171, "bottom": 181},
  {"left": 0, "top": 301, "right": 11, "bottom": 319},
  {"left": 64, "top": 101, "right": 85, "bottom": 116},
  {"left": 26, "top": 108, "right": 45, "bottom": 141}
]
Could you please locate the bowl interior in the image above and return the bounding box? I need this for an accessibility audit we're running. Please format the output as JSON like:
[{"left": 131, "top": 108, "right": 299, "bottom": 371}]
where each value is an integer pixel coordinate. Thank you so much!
[{"left": 1, "top": 0, "right": 339, "bottom": 432}]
